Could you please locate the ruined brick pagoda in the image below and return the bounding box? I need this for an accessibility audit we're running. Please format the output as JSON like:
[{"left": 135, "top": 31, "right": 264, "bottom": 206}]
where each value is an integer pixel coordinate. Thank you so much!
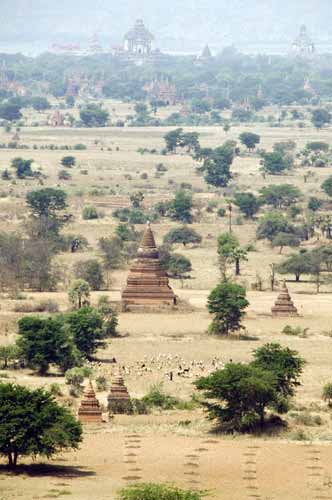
[
  {"left": 107, "top": 370, "right": 131, "bottom": 411},
  {"left": 78, "top": 380, "right": 103, "bottom": 423},
  {"left": 271, "top": 281, "right": 299, "bottom": 317},
  {"left": 121, "top": 222, "right": 175, "bottom": 308}
]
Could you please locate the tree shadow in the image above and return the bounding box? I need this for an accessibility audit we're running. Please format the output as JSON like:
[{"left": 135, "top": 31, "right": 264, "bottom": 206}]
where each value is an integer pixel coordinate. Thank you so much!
[
  {"left": 0, "top": 463, "right": 96, "bottom": 478},
  {"left": 208, "top": 415, "right": 288, "bottom": 437}
]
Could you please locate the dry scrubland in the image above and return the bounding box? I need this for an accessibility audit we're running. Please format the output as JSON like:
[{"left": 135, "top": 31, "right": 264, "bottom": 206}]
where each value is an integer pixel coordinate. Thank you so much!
[{"left": 2, "top": 103, "right": 332, "bottom": 499}]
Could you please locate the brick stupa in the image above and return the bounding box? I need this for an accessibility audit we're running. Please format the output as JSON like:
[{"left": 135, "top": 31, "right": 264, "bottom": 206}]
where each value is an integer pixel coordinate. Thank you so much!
[
  {"left": 271, "top": 281, "right": 299, "bottom": 317},
  {"left": 107, "top": 370, "right": 131, "bottom": 410},
  {"left": 121, "top": 222, "right": 175, "bottom": 307},
  {"left": 78, "top": 380, "right": 103, "bottom": 423}
]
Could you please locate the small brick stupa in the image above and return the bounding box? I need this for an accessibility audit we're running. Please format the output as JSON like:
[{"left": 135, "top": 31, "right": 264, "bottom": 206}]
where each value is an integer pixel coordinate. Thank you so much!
[
  {"left": 78, "top": 380, "right": 103, "bottom": 423},
  {"left": 271, "top": 281, "right": 299, "bottom": 317},
  {"left": 107, "top": 370, "right": 130, "bottom": 409},
  {"left": 121, "top": 222, "right": 175, "bottom": 307}
]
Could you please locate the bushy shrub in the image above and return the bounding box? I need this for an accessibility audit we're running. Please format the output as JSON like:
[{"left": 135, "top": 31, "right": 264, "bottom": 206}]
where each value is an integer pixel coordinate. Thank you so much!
[
  {"left": 82, "top": 206, "right": 99, "bottom": 220},
  {"left": 117, "top": 483, "right": 206, "bottom": 500}
]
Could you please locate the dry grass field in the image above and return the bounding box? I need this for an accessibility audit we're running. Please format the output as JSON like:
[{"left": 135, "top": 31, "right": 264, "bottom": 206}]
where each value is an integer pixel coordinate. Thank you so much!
[{"left": 2, "top": 102, "right": 332, "bottom": 499}]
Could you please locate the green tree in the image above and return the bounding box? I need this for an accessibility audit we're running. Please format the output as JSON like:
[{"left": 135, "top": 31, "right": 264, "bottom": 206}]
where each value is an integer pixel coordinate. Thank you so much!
[
  {"left": 66, "top": 307, "right": 106, "bottom": 359},
  {"left": 207, "top": 281, "right": 249, "bottom": 335},
  {"left": 0, "top": 345, "right": 21, "bottom": 369},
  {"left": 73, "top": 259, "right": 104, "bottom": 291},
  {"left": 195, "top": 362, "right": 277, "bottom": 430},
  {"left": 191, "top": 98, "right": 211, "bottom": 114},
  {"left": 260, "top": 184, "right": 302, "bottom": 209},
  {"left": 169, "top": 190, "right": 193, "bottom": 223},
  {"left": 217, "top": 233, "right": 247, "bottom": 277},
  {"left": 80, "top": 104, "right": 109, "bottom": 127},
  {"left": 272, "top": 232, "right": 300, "bottom": 254},
  {"left": 277, "top": 251, "right": 313, "bottom": 281},
  {"left": 61, "top": 156, "right": 76, "bottom": 168},
  {"left": 82, "top": 205, "right": 99, "bottom": 220},
  {"left": 322, "top": 383, "right": 332, "bottom": 408},
  {"left": 308, "top": 197, "right": 323, "bottom": 211},
  {"left": 262, "top": 152, "right": 290, "bottom": 175},
  {"left": 234, "top": 192, "right": 261, "bottom": 218},
  {"left": 164, "top": 128, "right": 184, "bottom": 153},
  {"left": 322, "top": 176, "right": 332, "bottom": 197},
  {"left": 252, "top": 343, "right": 305, "bottom": 397},
  {"left": 17, "top": 316, "right": 77, "bottom": 375},
  {"left": 163, "top": 226, "right": 202, "bottom": 246},
  {"left": 97, "top": 295, "right": 119, "bottom": 337},
  {"left": 11, "top": 158, "right": 34, "bottom": 178},
  {"left": 30, "top": 96, "right": 51, "bottom": 111},
  {"left": 311, "top": 109, "right": 331, "bottom": 129},
  {"left": 202, "top": 143, "right": 234, "bottom": 187},
  {"left": 99, "top": 236, "right": 124, "bottom": 270},
  {"left": 256, "top": 212, "right": 295, "bottom": 242},
  {"left": 306, "top": 141, "right": 329, "bottom": 153},
  {"left": 239, "top": 132, "right": 260, "bottom": 151},
  {"left": 130, "top": 191, "right": 144, "bottom": 208},
  {"left": 26, "top": 188, "right": 68, "bottom": 237},
  {"left": 0, "top": 102, "right": 22, "bottom": 121},
  {"left": 68, "top": 279, "right": 91, "bottom": 309},
  {"left": 167, "top": 254, "right": 192, "bottom": 285},
  {"left": 0, "top": 383, "right": 82, "bottom": 467}
]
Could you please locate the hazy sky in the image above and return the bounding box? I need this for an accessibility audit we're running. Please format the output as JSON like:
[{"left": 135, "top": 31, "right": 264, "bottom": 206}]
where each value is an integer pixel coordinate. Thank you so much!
[{"left": 1, "top": 0, "right": 332, "bottom": 51}]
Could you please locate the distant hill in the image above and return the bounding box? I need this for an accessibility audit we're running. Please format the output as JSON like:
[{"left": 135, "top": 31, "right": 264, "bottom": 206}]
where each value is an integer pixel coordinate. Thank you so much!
[{"left": 1, "top": 0, "right": 331, "bottom": 52}]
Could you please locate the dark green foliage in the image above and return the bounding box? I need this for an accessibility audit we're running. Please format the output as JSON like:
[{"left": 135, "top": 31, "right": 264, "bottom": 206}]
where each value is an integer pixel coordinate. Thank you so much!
[
  {"left": 11, "top": 157, "right": 34, "bottom": 178},
  {"left": 308, "top": 197, "right": 323, "bottom": 211},
  {"left": 97, "top": 295, "right": 119, "bottom": 338},
  {"left": 0, "top": 383, "right": 82, "bottom": 467},
  {"left": 142, "top": 383, "right": 180, "bottom": 410},
  {"left": 30, "top": 96, "right": 51, "bottom": 111},
  {"left": 322, "top": 176, "right": 332, "bottom": 197},
  {"left": 163, "top": 226, "right": 202, "bottom": 246},
  {"left": 234, "top": 192, "right": 261, "bottom": 218},
  {"left": 311, "top": 109, "right": 331, "bottom": 129},
  {"left": 99, "top": 236, "right": 124, "bottom": 270},
  {"left": 277, "top": 251, "right": 313, "bottom": 282},
  {"left": 0, "top": 102, "right": 22, "bottom": 121},
  {"left": 17, "top": 316, "right": 77, "bottom": 375},
  {"left": 164, "top": 128, "right": 183, "bottom": 153},
  {"left": 239, "top": 132, "right": 260, "bottom": 151},
  {"left": 195, "top": 342, "right": 304, "bottom": 431},
  {"left": 202, "top": 143, "right": 234, "bottom": 187},
  {"left": 73, "top": 259, "right": 104, "bottom": 291},
  {"left": 252, "top": 343, "right": 305, "bottom": 397},
  {"left": 80, "top": 104, "right": 109, "bottom": 127},
  {"left": 262, "top": 151, "right": 291, "bottom": 174},
  {"left": 260, "top": 184, "right": 302, "bottom": 209},
  {"left": 66, "top": 306, "right": 106, "bottom": 359},
  {"left": 82, "top": 205, "right": 99, "bottom": 220},
  {"left": 167, "top": 254, "right": 192, "bottom": 280},
  {"left": 117, "top": 482, "right": 205, "bottom": 500},
  {"left": 27, "top": 188, "right": 67, "bottom": 218},
  {"left": 0, "top": 345, "right": 21, "bottom": 369},
  {"left": 169, "top": 191, "right": 193, "bottom": 223},
  {"left": 195, "top": 362, "right": 277, "bottom": 430},
  {"left": 272, "top": 232, "right": 300, "bottom": 253},
  {"left": 61, "top": 156, "right": 76, "bottom": 168},
  {"left": 256, "top": 212, "right": 295, "bottom": 242},
  {"left": 306, "top": 141, "right": 329, "bottom": 153},
  {"left": 207, "top": 281, "right": 249, "bottom": 335}
]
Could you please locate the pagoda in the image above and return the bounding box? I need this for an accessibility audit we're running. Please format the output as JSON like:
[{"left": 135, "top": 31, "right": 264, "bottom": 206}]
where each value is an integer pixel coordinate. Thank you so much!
[
  {"left": 121, "top": 222, "right": 176, "bottom": 308},
  {"left": 291, "top": 25, "right": 315, "bottom": 58},
  {"left": 271, "top": 282, "right": 299, "bottom": 317},
  {"left": 78, "top": 380, "right": 103, "bottom": 423},
  {"left": 107, "top": 370, "right": 131, "bottom": 412},
  {"left": 124, "top": 19, "right": 154, "bottom": 56}
]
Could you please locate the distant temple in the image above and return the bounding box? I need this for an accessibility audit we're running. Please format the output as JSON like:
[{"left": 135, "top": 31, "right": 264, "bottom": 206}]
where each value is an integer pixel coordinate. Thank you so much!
[
  {"left": 291, "top": 25, "right": 315, "bottom": 58},
  {"left": 78, "top": 381, "right": 103, "bottom": 423},
  {"left": 144, "top": 78, "right": 177, "bottom": 105},
  {"left": 198, "top": 45, "right": 212, "bottom": 62},
  {"left": 271, "top": 282, "right": 299, "bottom": 317},
  {"left": 122, "top": 222, "right": 176, "bottom": 308},
  {"left": 124, "top": 19, "right": 154, "bottom": 56}
]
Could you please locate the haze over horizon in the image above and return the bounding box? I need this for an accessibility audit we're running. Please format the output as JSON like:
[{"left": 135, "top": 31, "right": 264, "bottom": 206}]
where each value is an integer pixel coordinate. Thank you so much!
[{"left": 1, "top": 0, "right": 332, "bottom": 54}]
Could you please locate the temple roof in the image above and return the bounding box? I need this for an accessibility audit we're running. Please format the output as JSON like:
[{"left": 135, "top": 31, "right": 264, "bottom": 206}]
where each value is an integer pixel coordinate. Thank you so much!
[
  {"left": 201, "top": 45, "right": 212, "bottom": 59},
  {"left": 140, "top": 222, "right": 157, "bottom": 249},
  {"left": 125, "top": 20, "right": 154, "bottom": 42}
]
